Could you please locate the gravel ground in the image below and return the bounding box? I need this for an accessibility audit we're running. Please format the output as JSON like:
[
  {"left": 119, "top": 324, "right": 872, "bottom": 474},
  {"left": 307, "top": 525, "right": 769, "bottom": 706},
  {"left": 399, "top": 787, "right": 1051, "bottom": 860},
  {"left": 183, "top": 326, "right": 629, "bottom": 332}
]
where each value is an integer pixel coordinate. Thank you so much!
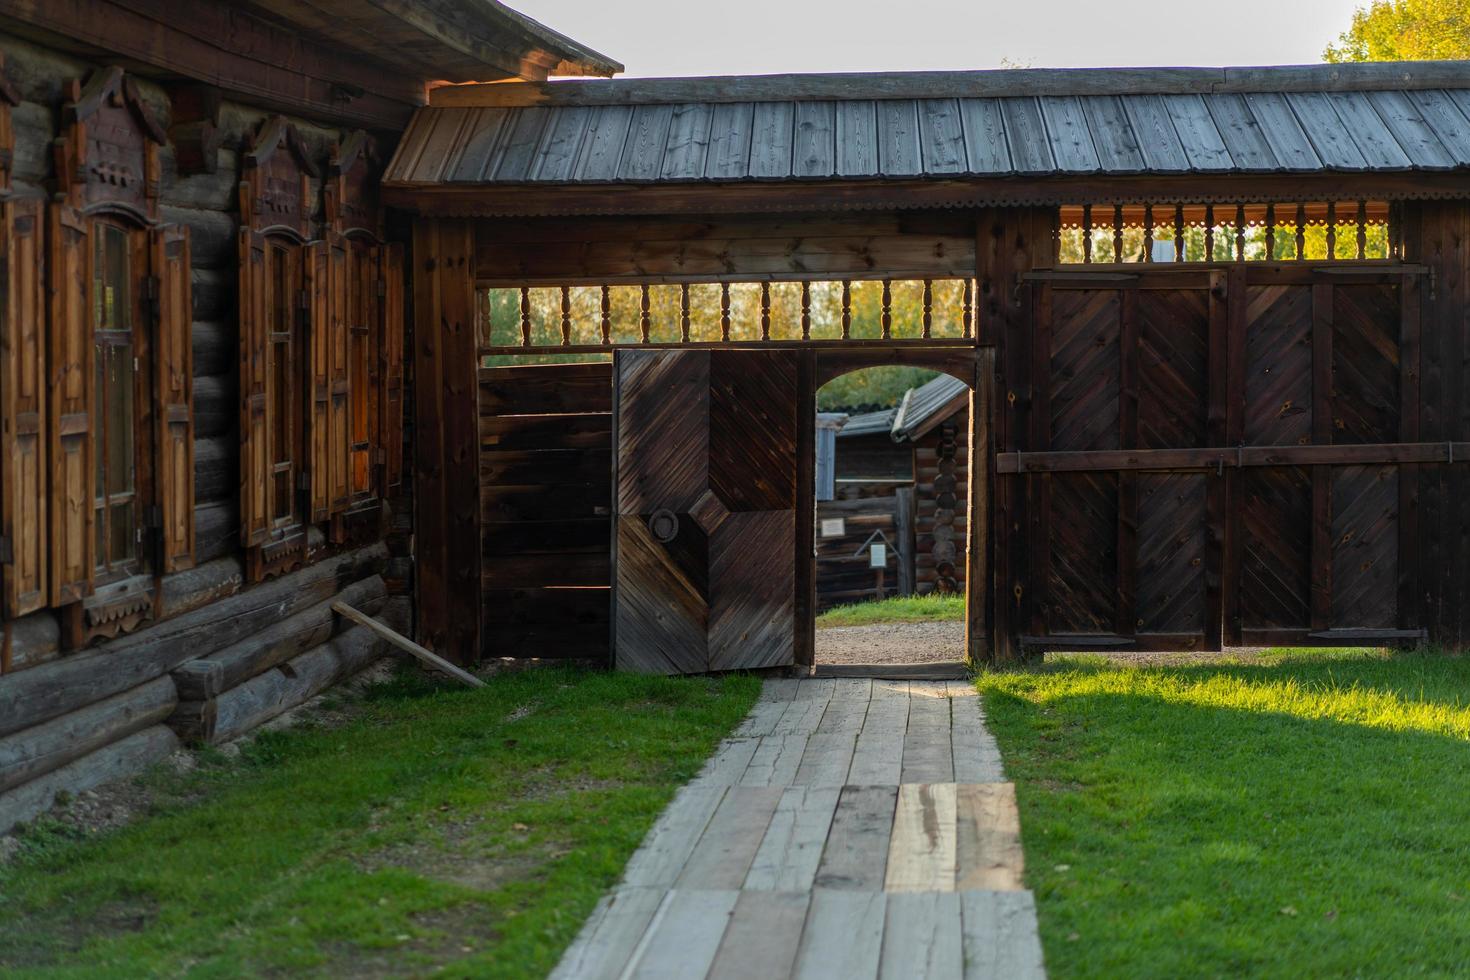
[
  {"left": 815, "top": 621, "right": 966, "bottom": 664},
  {"left": 815, "top": 620, "right": 1279, "bottom": 668}
]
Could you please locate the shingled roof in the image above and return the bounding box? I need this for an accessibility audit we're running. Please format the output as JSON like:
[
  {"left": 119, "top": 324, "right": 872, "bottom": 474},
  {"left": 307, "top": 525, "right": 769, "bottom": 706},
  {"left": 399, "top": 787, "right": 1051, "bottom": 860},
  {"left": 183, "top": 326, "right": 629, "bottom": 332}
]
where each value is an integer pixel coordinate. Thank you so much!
[{"left": 385, "top": 62, "right": 1470, "bottom": 187}]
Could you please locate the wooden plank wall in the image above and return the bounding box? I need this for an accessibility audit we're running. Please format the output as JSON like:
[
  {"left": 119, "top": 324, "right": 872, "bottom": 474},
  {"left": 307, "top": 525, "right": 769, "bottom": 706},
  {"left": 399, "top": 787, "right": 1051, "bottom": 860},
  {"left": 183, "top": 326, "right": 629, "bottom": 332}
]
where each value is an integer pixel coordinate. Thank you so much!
[
  {"left": 480, "top": 362, "right": 612, "bottom": 659},
  {"left": 474, "top": 211, "right": 977, "bottom": 283}
]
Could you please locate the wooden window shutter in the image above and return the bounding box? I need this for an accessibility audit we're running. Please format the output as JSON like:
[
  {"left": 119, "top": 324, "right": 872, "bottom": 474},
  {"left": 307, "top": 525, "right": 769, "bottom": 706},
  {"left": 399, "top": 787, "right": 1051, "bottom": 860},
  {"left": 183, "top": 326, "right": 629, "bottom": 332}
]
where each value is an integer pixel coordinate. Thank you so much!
[
  {"left": 378, "top": 242, "right": 404, "bottom": 496},
  {"left": 328, "top": 237, "right": 350, "bottom": 515},
  {"left": 305, "top": 239, "right": 332, "bottom": 523},
  {"left": 239, "top": 226, "right": 270, "bottom": 546},
  {"left": 46, "top": 203, "right": 94, "bottom": 603},
  {"left": 151, "top": 224, "right": 194, "bottom": 572},
  {"left": 1, "top": 197, "right": 47, "bottom": 616}
]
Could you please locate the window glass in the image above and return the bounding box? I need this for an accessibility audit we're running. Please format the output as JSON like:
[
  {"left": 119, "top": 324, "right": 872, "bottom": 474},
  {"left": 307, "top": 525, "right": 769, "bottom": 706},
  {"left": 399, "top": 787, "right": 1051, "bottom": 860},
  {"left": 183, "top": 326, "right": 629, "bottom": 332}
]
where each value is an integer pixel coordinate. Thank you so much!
[{"left": 92, "top": 222, "right": 139, "bottom": 575}]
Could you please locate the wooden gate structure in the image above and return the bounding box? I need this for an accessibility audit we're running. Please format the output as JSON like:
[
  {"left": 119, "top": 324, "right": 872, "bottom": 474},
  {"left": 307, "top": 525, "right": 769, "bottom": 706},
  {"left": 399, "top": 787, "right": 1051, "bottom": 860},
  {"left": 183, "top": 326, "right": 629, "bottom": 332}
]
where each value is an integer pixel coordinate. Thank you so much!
[{"left": 389, "top": 65, "right": 1470, "bottom": 669}]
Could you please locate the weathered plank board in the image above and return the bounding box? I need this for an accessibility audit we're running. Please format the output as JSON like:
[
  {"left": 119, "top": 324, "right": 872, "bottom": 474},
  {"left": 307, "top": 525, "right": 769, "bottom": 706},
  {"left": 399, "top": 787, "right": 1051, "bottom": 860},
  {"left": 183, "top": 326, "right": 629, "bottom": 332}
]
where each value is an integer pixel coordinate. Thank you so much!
[
  {"left": 674, "top": 786, "right": 784, "bottom": 889},
  {"left": 880, "top": 892, "right": 964, "bottom": 979},
  {"left": 955, "top": 782, "right": 1026, "bottom": 891},
  {"left": 707, "top": 890, "right": 810, "bottom": 980},
  {"left": 814, "top": 784, "right": 898, "bottom": 890},
  {"left": 743, "top": 785, "right": 841, "bottom": 892},
  {"left": 792, "top": 890, "right": 886, "bottom": 980},
  {"left": 959, "top": 890, "right": 1047, "bottom": 980},
  {"left": 621, "top": 784, "right": 727, "bottom": 887},
  {"left": 622, "top": 888, "right": 738, "bottom": 978},
  {"left": 884, "top": 783, "right": 959, "bottom": 892}
]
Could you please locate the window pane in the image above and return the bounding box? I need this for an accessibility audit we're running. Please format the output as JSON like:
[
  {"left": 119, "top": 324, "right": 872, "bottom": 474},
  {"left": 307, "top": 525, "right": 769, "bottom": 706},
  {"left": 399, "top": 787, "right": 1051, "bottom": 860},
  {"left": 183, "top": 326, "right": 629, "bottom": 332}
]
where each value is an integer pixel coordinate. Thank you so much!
[
  {"left": 274, "top": 471, "right": 293, "bottom": 524},
  {"left": 110, "top": 499, "right": 135, "bottom": 565},
  {"left": 106, "top": 343, "right": 135, "bottom": 495},
  {"left": 271, "top": 247, "right": 289, "bottom": 333},
  {"left": 94, "top": 350, "right": 107, "bottom": 493},
  {"left": 105, "top": 226, "right": 130, "bottom": 330},
  {"left": 271, "top": 340, "right": 291, "bottom": 468}
]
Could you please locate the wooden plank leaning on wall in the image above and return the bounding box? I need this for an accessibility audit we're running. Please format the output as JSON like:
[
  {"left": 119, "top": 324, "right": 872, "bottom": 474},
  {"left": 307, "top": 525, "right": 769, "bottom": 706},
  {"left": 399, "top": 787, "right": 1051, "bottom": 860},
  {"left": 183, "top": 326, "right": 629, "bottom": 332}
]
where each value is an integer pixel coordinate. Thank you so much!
[{"left": 411, "top": 219, "right": 481, "bottom": 664}]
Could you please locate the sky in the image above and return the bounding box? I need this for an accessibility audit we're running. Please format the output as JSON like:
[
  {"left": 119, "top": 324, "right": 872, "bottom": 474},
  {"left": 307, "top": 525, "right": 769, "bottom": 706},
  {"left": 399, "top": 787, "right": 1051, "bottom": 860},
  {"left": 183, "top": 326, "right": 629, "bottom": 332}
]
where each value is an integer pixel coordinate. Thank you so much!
[{"left": 514, "top": 0, "right": 1369, "bottom": 78}]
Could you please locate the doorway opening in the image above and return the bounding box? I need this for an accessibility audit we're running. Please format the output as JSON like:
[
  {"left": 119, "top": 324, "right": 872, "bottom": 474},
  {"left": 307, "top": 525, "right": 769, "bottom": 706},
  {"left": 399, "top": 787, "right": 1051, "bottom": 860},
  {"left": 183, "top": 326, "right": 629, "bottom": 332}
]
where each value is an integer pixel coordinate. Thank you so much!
[{"left": 813, "top": 365, "right": 975, "bottom": 672}]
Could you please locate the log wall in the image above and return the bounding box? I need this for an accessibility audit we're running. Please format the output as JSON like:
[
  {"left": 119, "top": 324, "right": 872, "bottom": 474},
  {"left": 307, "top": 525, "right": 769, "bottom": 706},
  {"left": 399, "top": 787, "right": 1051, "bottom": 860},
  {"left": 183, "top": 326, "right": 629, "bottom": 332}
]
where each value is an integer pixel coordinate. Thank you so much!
[
  {"left": 914, "top": 414, "right": 970, "bottom": 595},
  {"left": 0, "top": 31, "right": 413, "bottom": 832}
]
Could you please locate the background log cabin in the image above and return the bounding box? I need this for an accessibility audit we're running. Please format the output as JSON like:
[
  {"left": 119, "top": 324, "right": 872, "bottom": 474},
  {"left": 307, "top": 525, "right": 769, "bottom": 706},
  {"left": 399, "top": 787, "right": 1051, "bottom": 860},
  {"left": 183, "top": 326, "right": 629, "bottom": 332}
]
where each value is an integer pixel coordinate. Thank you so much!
[{"left": 819, "top": 373, "right": 972, "bottom": 610}]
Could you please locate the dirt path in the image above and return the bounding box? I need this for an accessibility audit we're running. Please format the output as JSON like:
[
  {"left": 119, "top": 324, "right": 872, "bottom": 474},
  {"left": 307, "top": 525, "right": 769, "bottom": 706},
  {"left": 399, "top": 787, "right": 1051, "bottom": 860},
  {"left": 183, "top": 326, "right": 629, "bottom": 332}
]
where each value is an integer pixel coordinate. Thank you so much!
[{"left": 815, "top": 621, "right": 965, "bottom": 664}]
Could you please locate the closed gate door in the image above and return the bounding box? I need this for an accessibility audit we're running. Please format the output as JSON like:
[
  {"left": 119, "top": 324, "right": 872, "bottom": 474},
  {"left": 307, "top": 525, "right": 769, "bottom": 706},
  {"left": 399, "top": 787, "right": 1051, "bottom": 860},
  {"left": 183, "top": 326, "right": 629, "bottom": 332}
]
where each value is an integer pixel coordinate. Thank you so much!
[
  {"left": 1011, "top": 271, "right": 1225, "bottom": 652},
  {"left": 613, "top": 348, "right": 799, "bottom": 674},
  {"left": 1000, "top": 266, "right": 1424, "bottom": 652}
]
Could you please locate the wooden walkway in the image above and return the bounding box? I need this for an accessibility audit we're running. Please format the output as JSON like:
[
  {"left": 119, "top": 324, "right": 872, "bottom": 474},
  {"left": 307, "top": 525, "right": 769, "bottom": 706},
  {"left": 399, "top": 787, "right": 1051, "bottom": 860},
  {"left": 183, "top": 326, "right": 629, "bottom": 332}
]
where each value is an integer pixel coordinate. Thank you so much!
[{"left": 552, "top": 679, "right": 1046, "bottom": 979}]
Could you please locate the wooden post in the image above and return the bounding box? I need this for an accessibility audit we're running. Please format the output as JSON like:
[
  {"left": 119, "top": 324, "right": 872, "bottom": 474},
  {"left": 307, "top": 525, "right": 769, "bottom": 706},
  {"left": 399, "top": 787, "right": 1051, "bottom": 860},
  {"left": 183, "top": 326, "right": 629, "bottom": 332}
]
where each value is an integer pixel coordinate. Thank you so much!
[
  {"left": 794, "top": 349, "right": 817, "bottom": 669},
  {"left": 895, "top": 486, "right": 916, "bottom": 596},
  {"left": 968, "top": 346, "right": 994, "bottom": 667},
  {"left": 411, "top": 219, "right": 481, "bottom": 665}
]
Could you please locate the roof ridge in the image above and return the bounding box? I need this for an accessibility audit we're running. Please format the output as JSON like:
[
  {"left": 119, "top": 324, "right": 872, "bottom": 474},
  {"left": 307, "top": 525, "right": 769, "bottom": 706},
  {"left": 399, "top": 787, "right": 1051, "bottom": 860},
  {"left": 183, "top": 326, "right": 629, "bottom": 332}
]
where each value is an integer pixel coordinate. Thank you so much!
[{"left": 430, "top": 61, "right": 1470, "bottom": 109}]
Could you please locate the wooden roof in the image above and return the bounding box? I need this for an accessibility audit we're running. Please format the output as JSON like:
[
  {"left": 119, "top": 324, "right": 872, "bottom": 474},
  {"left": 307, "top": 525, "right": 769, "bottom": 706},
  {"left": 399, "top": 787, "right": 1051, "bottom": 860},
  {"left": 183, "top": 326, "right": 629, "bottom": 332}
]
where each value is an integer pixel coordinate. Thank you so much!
[
  {"left": 386, "top": 67, "right": 1470, "bottom": 189},
  {"left": 241, "top": 0, "right": 621, "bottom": 83}
]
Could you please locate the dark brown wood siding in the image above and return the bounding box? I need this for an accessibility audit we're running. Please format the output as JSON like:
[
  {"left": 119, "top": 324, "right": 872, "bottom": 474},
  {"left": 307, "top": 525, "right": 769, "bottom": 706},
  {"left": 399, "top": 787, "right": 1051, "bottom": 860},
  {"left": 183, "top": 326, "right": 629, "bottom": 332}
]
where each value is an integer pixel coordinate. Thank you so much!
[{"left": 479, "top": 362, "right": 612, "bottom": 660}]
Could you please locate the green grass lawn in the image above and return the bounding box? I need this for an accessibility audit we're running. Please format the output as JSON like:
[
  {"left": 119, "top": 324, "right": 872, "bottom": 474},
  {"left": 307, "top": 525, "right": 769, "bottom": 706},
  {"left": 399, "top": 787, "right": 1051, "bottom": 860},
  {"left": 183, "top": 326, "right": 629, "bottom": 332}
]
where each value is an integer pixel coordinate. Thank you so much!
[
  {"left": 816, "top": 593, "right": 966, "bottom": 628},
  {"left": 0, "top": 667, "right": 760, "bottom": 978},
  {"left": 978, "top": 649, "right": 1470, "bottom": 978}
]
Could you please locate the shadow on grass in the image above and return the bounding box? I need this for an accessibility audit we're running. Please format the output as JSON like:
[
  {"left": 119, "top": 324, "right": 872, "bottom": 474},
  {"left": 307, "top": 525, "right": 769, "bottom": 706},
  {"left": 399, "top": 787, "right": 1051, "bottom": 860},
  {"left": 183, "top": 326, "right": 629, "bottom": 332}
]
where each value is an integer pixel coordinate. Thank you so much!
[{"left": 978, "top": 649, "right": 1470, "bottom": 978}]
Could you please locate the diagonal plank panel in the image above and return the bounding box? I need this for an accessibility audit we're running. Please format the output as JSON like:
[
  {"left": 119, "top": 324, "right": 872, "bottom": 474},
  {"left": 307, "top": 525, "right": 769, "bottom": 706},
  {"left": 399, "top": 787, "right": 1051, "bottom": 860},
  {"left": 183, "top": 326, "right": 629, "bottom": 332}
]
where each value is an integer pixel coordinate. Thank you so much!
[{"left": 614, "top": 348, "right": 798, "bottom": 673}]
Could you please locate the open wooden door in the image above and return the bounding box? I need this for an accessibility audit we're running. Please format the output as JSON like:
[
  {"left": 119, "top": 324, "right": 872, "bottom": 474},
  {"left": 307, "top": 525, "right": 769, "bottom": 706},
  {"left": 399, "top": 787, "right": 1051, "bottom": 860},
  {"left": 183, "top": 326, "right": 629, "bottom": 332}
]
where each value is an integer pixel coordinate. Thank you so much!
[{"left": 613, "top": 348, "right": 798, "bottom": 674}]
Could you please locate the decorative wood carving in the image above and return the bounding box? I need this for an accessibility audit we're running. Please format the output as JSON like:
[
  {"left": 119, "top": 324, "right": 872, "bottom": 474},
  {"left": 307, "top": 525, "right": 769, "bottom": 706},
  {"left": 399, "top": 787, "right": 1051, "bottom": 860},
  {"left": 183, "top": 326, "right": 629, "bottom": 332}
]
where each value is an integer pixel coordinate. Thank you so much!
[
  {"left": 327, "top": 130, "right": 382, "bottom": 239},
  {"left": 240, "top": 115, "right": 318, "bottom": 239},
  {"left": 55, "top": 67, "right": 166, "bottom": 221}
]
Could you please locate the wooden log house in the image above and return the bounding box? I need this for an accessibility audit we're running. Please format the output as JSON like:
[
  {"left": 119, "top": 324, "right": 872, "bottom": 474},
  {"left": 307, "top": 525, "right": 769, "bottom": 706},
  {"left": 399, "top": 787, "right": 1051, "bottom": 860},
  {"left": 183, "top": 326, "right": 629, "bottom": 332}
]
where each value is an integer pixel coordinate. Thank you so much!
[
  {"left": 818, "top": 372, "right": 973, "bottom": 609},
  {"left": 0, "top": 0, "right": 618, "bottom": 832},
  {"left": 4, "top": 0, "right": 1470, "bottom": 828}
]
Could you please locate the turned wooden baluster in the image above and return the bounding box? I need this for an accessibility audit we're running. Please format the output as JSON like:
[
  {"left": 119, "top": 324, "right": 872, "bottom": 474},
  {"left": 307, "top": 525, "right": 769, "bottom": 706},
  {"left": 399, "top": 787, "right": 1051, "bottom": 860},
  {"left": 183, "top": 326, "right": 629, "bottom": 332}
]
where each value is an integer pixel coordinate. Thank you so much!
[
  {"left": 881, "top": 279, "right": 892, "bottom": 340},
  {"left": 721, "top": 282, "right": 731, "bottom": 342},
  {"left": 639, "top": 284, "right": 650, "bottom": 343},
  {"left": 801, "top": 280, "right": 811, "bottom": 341},
  {"left": 560, "top": 285, "right": 571, "bottom": 346},
  {"left": 519, "top": 286, "right": 531, "bottom": 347},
  {"left": 600, "top": 285, "right": 611, "bottom": 345}
]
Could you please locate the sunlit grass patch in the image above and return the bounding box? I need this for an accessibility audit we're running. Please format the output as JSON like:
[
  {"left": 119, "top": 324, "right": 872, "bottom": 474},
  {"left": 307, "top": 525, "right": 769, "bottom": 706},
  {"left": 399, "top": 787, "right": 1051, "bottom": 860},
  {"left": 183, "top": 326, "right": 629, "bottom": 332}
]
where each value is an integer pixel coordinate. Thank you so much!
[
  {"left": 978, "top": 648, "right": 1470, "bottom": 977},
  {"left": 816, "top": 593, "right": 965, "bottom": 628}
]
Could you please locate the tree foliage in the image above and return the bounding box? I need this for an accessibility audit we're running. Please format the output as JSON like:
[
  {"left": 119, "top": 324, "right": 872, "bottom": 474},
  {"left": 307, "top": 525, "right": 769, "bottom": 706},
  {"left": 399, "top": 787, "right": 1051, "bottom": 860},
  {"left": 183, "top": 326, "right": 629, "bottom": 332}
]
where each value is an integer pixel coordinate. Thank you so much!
[{"left": 1324, "top": 0, "right": 1470, "bottom": 62}]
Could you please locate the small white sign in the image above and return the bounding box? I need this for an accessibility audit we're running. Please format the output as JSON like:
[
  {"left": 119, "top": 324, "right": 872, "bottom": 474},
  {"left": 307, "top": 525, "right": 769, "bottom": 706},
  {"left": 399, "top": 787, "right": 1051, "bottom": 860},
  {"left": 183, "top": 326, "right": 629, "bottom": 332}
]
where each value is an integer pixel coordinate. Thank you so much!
[
  {"left": 820, "top": 518, "right": 846, "bottom": 538},
  {"left": 869, "top": 543, "right": 887, "bottom": 568}
]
